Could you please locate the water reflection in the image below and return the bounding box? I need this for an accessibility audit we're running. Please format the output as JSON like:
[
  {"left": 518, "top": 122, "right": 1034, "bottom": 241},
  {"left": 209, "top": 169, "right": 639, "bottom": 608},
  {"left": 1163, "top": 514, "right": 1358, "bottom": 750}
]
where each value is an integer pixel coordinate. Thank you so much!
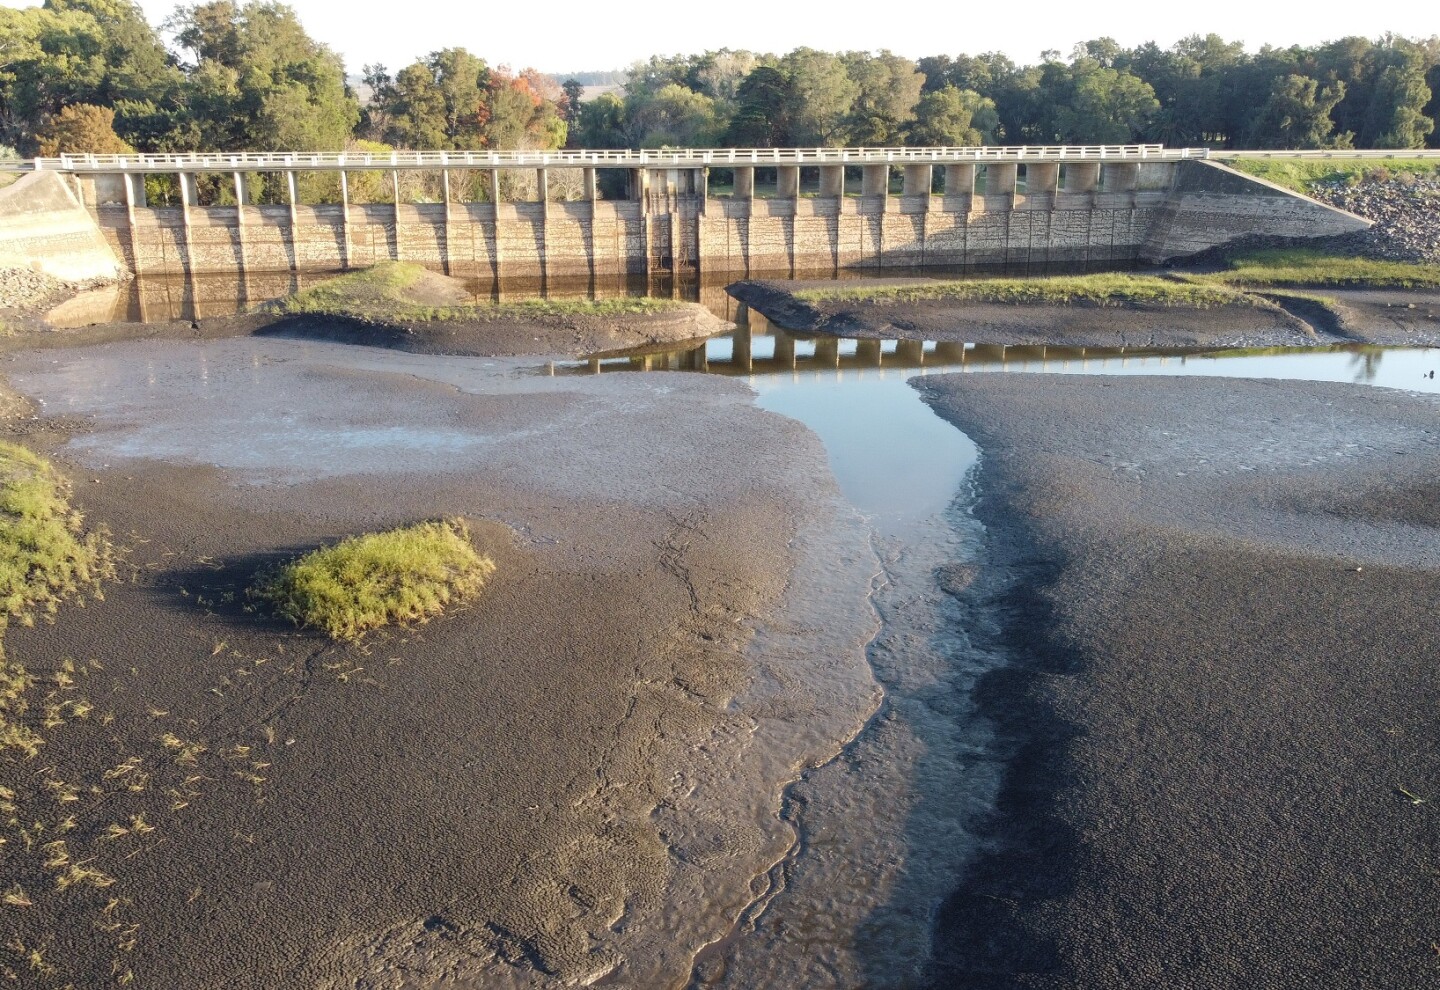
[
  {"left": 559, "top": 330, "right": 1440, "bottom": 393},
  {"left": 47, "top": 259, "right": 1124, "bottom": 328}
]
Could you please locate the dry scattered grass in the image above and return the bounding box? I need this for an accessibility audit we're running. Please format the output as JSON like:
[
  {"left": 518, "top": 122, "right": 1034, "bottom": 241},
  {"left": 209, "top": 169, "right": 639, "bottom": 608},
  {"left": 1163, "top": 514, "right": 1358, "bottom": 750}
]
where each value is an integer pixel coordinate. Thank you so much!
[
  {"left": 0, "top": 442, "right": 111, "bottom": 758},
  {"left": 254, "top": 518, "right": 494, "bottom": 640}
]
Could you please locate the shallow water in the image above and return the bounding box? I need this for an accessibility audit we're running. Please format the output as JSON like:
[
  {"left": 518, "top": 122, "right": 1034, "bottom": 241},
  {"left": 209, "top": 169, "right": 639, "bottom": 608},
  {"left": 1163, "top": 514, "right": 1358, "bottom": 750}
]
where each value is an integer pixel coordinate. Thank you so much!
[{"left": 555, "top": 326, "right": 1440, "bottom": 987}]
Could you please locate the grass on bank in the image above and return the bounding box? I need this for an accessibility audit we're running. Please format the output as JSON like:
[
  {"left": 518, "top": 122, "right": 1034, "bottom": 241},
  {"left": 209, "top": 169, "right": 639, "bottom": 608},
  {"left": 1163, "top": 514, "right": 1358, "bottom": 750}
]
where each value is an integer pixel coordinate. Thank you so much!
[
  {"left": 269, "top": 261, "right": 682, "bottom": 323},
  {"left": 1197, "top": 249, "right": 1440, "bottom": 289},
  {"left": 1225, "top": 157, "right": 1440, "bottom": 193},
  {"left": 0, "top": 441, "right": 111, "bottom": 757},
  {"left": 254, "top": 518, "right": 494, "bottom": 641},
  {"left": 794, "top": 273, "right": 1256, "bottom": 309}
]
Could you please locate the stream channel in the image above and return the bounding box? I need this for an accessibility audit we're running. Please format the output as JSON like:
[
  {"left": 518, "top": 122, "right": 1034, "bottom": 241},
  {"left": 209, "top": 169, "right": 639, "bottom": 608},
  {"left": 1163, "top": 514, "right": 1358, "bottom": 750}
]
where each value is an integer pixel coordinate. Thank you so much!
[
  {"left": 37, "top": 275, "right": 1440, "bottom": 986},
  {"left": 556, "top": 323, "right": 1440, "bottom": 987}
]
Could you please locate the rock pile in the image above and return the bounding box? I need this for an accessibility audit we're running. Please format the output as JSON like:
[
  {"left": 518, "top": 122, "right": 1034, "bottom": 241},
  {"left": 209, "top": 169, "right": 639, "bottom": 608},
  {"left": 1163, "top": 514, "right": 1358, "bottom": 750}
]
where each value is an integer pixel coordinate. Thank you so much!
[
  {"left": 0, "top": 267, "right": 70, "bottom": 309},
  {"left": 1309, "top": 174, "right": 1440, "bottom": 263}
]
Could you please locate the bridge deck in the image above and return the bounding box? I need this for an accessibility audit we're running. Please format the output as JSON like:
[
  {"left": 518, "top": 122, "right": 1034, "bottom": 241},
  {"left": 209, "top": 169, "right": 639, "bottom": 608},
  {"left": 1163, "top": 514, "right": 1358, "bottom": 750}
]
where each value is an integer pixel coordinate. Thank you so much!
[{"left": 13, "top": 145, "right": 1196, "bottom": 173}]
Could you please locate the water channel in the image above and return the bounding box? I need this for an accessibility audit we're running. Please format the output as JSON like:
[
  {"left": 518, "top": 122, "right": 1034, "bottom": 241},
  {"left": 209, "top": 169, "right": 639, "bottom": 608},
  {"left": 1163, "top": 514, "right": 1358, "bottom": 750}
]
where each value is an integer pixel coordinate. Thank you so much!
[
  {"left": 552, "top": 326, "right": 1440, "bottom": 986},
  {"left": 34, "top": 275, "right": 1440, "bottom": 986}
]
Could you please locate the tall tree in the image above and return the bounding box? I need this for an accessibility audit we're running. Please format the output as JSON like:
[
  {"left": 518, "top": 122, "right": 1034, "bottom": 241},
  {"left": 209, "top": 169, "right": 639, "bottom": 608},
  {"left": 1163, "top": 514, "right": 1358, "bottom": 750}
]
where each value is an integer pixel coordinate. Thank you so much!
[
  {"left": 781, "top": 48, "right": 857, "bottom": 145},
  {"left": 907, "top": 86, "right": 997, "bottom": 146},
  {"left": 1247, "top": 74, "right": 1348, "bottom": 148},
  {"left": 843, "top": 50, "right": 924, "bottom": 144},
  {"left": 166, "top": 1, "right": 358, "bottom": 150},
  {"left": 725, "top": 64, "right": 788, "bottom": 146}
]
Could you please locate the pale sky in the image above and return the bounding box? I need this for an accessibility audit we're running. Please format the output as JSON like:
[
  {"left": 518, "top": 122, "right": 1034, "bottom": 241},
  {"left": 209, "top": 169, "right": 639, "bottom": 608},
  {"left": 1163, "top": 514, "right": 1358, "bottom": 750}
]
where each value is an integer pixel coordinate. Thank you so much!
[{"left": 59, "top": 0, "right": 1440, "bottom": 76}]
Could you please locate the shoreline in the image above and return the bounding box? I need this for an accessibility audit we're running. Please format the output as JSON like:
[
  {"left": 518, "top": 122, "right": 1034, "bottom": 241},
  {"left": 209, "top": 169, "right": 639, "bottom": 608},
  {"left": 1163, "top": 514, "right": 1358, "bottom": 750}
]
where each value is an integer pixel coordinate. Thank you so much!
[
  {"left": 2, "top": 300, "right": 730, "bottom": 359},
  {"left": 731, "top": 278, "right": 1440, "bottom": 348},
  {"left": 915, "top": 372, "right": 1440, "bottom": 988}
]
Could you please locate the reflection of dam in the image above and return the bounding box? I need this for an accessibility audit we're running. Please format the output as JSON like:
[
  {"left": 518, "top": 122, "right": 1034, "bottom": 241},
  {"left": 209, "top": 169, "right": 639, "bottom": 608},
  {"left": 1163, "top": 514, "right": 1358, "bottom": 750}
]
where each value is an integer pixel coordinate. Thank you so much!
[{"left": 569, "top": 317, "right": 1203, "bottom": 379}]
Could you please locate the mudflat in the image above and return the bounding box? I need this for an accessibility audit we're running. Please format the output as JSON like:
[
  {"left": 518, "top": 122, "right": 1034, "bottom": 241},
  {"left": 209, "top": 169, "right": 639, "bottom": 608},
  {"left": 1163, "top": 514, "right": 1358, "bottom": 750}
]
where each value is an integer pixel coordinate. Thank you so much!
[
  {"left": 0, "top": 336, "right": 878, "bottom": 988},
  {"left": 916, "top": 373, "right": 1440, "bottom": 989},
  {"left": 731, "top": 278, "right": 1440, "bottom": 348}
]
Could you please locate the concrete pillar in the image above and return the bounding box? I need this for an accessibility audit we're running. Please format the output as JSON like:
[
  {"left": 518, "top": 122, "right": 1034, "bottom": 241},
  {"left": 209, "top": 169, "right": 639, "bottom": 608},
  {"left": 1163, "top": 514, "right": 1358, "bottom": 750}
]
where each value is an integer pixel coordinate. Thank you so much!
[
  {"left": 1025, "top": 163, "right": 1058, "bottom": 196},
  {"left": 537, "top": 168, "right": 549, "bottom": 203},
  {"left": 339, "top": 171, "right": 352, "bottom": 269},
  {"left": 814, "top": 336, "right": 840, "bottom": 368},
  {"left": 286, "top": 170, "right": 300, "bottom": 256},
  {"left": 1065, "top": 162, "right": 1100, "bottom": 194},
  {"left": 985, "top": 164, "right": 1017, "bottom": 197},
  {"left": 391, "top": 170, "right": 401, "bottom": 206},
  {"left": 902, "top": 164, "right": 932, "bottom": 197},
  {"left": 441, "top": 169, "right": 451, "bottom": 204},
  {"left": 861, "top": 165, "right": 889, "bottom": 197},
  {"left": 629, "top": 168, "right": 649, "bottom": 205},
  {"left": 857, "top": 339, "right": 882, "bottom": 367},
  {"left": 232, "top": 172, "right": 249, "bottom": 207},
  {"left": 179, "top": 172, "right": 199, "bottom": 207},
  {"left": 934, "top": 341, "right": 966, "bottom": 364},
  {"left": 774, "top": 333, "right": 796, "bottom": 369},
  {"left": 733, "top": 166, "right": 754, "bottom": 200},
  {"left": 944, "top": 164, "right": 976, "bottom": 197},
  {"left": 119, "top": 172, "right": 147, "bottom": 210},
  {"left": 487, "top": 169, "right": 501, "bottom": 204},
  {"left": 583, "top": 167, "right": 597, "bottom": 202},
  {"left": 1101, "top": 162, "right": 1139, "bottom": 193},
  {"left": 819, "top": 165, "right": 845, "bottom": 198},
  {"left": 732, "top": 323, "right": 752, "bottom": 372},
  {"left": 776, "top": 165, "right": 800, "bottom": 199},
  {"left": 895, "top": 339, "right": 924, "bottom": 365},
  {"left": 698, "top": 168, "right": 709, "bottom": 213}
]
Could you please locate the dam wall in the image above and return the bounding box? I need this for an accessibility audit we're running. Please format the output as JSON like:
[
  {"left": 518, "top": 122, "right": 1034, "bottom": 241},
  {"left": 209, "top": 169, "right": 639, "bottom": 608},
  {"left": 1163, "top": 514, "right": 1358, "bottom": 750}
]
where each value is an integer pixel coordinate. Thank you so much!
[
  {"left": 0, "top": 171, "right": 126, "bottom": 283},
  {"left": 7, "top": 150, "right": 1370, "bottom": 280}
]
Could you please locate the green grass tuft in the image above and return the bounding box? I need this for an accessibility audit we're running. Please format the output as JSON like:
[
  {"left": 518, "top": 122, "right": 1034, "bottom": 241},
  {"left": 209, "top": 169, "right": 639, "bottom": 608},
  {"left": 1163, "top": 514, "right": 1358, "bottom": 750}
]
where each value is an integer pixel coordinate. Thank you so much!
[
  {"left": 255, "top": 519, "right": 494, "bottom": 640},
  {"left": 1196, "top": 249, "right": 1440, "bottom": 289},
  {"left": 1225, "top": 157, "right": 1440, "bottom": 193},
  {"left": 0, "top": 441, "right": 112, "bottom": 756},
  {"left": 795, "top": 273, "right": 1255, "bottom": 309},
  {"left": 270, "top": 261, "right": 682, "bottom": 323}
]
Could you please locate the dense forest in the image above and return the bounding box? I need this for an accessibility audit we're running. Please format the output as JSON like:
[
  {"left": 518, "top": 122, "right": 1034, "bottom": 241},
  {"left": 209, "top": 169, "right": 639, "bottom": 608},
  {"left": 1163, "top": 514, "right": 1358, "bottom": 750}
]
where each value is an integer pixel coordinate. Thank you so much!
[{"left": 1, "top": 0, "right": 1437, "bottom": 158}]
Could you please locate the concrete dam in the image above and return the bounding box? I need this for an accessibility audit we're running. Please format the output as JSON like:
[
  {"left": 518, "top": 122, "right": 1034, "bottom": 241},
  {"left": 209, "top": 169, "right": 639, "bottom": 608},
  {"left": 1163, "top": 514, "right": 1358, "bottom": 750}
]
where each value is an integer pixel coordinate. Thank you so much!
[{"left": 0, "top": 145, "right": 1371, "bottom": 283}]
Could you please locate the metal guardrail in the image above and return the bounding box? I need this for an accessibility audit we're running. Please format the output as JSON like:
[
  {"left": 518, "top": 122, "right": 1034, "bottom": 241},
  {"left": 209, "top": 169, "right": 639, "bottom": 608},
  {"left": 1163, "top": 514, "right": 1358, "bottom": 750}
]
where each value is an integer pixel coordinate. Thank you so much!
[
  {"left": 1210, "top": 149, "right": 1440, "bottom": 159},
  {"left": 5, "top": 144, "right": 1201, "bottom": 173}
]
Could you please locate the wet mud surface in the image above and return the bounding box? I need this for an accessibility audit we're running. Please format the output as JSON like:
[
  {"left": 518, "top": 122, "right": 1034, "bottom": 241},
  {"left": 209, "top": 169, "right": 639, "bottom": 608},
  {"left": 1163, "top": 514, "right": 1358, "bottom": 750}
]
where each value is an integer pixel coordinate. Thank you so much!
[
  {"left": 0, "top": 338, "right": 878, "bottom": 988},
  {"left": 918, "top": 373, "right": 1440, "bottom": 989}
]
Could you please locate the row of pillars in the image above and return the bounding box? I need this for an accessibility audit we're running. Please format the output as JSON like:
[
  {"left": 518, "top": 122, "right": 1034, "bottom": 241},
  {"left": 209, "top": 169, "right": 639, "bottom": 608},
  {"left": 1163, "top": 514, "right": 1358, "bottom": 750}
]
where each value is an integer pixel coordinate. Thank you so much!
[
  {"left": 108, "top": 161, "right": 1142, "bottom": 213},
  {"left": 729, "top": 161, "right": 1139, "bottom": 200}
]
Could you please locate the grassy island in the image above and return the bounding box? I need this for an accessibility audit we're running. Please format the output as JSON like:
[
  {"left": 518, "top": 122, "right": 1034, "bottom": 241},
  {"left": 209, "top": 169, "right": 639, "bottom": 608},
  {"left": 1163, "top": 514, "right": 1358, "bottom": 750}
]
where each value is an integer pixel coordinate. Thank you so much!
[
  {"left": 794, "top": 273, "right": 1256, "bottom": 309},
  {"left": 255, "top": 519, "right": 494, "bottom": 640},
  {"left": 1195, "top": 249, "right": 1440, "bottom": 289}
]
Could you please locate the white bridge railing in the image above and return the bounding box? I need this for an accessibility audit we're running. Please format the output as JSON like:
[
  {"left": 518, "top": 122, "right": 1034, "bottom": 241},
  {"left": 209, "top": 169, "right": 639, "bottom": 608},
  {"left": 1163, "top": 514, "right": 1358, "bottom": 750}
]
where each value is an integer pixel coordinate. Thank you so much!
[{"left": 10, "top": 144, "right": 1202, "bottom": 173}]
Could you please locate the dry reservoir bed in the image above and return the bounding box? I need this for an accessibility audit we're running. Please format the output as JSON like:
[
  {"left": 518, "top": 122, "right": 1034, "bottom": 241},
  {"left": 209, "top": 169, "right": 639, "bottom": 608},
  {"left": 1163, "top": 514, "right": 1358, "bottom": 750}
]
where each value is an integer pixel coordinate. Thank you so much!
[{"left": 0, "top": 338, "right": 880, "bottom": 988}]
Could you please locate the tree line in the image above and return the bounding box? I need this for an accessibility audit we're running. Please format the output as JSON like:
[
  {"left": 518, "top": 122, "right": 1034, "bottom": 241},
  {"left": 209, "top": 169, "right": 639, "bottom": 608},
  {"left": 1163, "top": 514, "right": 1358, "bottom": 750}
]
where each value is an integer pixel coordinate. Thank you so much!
[{"left": 1, "top": 0, "right": 1437, "bottom": 159}]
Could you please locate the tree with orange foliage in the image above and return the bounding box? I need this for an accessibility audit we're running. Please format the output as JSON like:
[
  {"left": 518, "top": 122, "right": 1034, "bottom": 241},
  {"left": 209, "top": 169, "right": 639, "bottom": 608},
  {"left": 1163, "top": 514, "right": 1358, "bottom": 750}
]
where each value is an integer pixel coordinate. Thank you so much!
[{"left": 36, "top": 104, "right": 134, "bottom": 156}]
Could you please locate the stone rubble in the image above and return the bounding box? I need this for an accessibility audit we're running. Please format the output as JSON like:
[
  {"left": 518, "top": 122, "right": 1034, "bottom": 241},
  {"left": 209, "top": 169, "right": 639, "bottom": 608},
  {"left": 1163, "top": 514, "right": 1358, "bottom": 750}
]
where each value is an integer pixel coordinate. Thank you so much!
[
  {"left": 1310, "top": 175, "right": 1440, "bottom": 263},
  {"left": 0, "top": 266, "right": 130, "bottom": 312}
]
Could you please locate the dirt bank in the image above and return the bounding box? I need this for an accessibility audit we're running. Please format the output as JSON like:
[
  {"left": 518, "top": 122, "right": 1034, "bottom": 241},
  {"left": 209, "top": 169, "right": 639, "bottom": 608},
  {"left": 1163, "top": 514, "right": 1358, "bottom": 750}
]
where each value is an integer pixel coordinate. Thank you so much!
[
  {"left": 3, "top": 300, "right": 727, "bottom": 359},
  {"left": 730, "top": 278, "right": 1440, "bottom": 348},
  {"left": 916, "top": 373, "right": 1440, "bottom": 989},
  {"left": 0, "top": 338, "right": 877, "bottom": 989}
]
